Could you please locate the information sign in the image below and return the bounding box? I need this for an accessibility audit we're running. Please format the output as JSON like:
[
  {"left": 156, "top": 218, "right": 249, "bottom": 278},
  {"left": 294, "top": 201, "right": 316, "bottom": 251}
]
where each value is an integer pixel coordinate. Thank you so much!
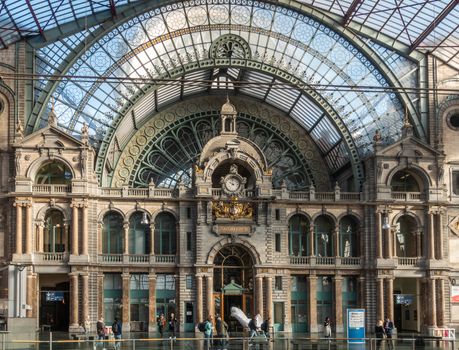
[{"left": 347, "top": 309, "right": 365, "bottom": 344}]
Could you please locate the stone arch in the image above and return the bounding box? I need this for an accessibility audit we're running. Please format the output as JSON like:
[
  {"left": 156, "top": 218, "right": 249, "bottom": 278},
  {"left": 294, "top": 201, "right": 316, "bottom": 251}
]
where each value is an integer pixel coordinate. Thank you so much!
[
  {"left": 336, "top": 212, "right": 362, "bottom": 225},
  {"left": 311, "top": 212, "right": 337, "bottom": 226},
  {"left": 36, "top": 204, "right": 69, "bottom": 222},
  {"left": 26, "top": 155, "right": 77, "bottom": 181},
  {"left": 151, "top": 208, "right": 179, "bottom": 222},
  {"left": 97, "top": 207, "right": 126, "bottom": 223},
  {"left": 125, "top": 208, "right": 152, "bottom": 221},
  {"left": 286, "top": 211, "right": 312, "bottom": 222},
  {"left": 206, "top": 237, "right": 261, "bottom": 266},
  {"left": 0, "top": 82, "right": 15, "bottom": 147},
  {"left": 386, "top": 165, "right": 432, "bottom": 190},
  {"left": 392, "top": 210, "right": 423, "bottom": 228}
]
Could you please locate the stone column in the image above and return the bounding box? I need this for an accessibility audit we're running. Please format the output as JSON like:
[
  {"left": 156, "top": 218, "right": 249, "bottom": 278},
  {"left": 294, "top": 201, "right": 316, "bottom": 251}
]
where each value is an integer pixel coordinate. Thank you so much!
[
  {"left": 148, "top": 273, "right": 157, "bottom": 332},
  {"left": 415, "top": 230, "right": 422, "bottom": 257},
  {"left": 26, "top": 272, "right": 37, "bottom": 318},
  {"left": 256, "top": 276, "right": 264, "bottom": 316},
  {"left": 123, "top": 222, "right": 129, "bottom": 255},
  {"left": 122, "top": 273, "right": 130, "bottom": 331},
  {"left": 428, "top": 278, "right": 436, "bottom": 327},
  {"left": 376, "top": 211, "right": 382, "bottom": 258},
  {"left": 386, "top": 278, "right": 394, "bottom": 322},
  {"left": 196, "top": 275, "right": 203, "bottom": 322},
  {"left": 358, "top": 277, "right": 365, "bottom": 309},
  {"left": 15, "top": 202, "right": 23, "bottom": 255},
  {"left": 36, "top": 222, "right": 44, "bottom": 253},
  {"left": 81, "top": 204, "right": 88, "bottom": 255},
  {"left": 334, "top": 276, "right": 343, "bottom": 333},
  {"left": 70, "top": 273, "right": 79, "bottom": 328},
  {"left": 265, "top": 276, "right": 273, "bottom": 325},
  {"left": 436, "top": 212, "right": 443, "bottom": 259},
  {"left": 385, "top": 224, "right": 392, "bottom": 258},
  {"left": 376, "top": 278, "right": 384, "bottom": 322},
  {"left": 333, "top": 229, "right": 339, "bottom": 257},
  {"left": 149, "top": 224, "right": 155, "bottom": 255},
  {"left": 206, "top": 275, "right": 214, "bottom": 319},
  {"left": 71, "top": 204, "right": 79, "bottom": 255},
  {"left": 437, "top": 279, "right": 445, "bottom": 327},
  {"left": 63, "top": 222, "right": 69, "bottom": 253},
  {"left": 428, "top": 212, "right": 435, "bottom": 259},
  {"left": 97, "top": 274, "right": 104, "bottom": 319},
  {"left": 309, "top": 227, "right": 315, "bottom": 256},
  {"left": 25, "top": 203, "right": 32, "bottom": 254},
  {"left": 98, "top": 222, "right": 103, "bottom": 254},
  {"left": 82, "top": 273, "right": 89, "bottom": 323},
  {"left": 308, "top": 275, "right": 318, "bottom": 333}
]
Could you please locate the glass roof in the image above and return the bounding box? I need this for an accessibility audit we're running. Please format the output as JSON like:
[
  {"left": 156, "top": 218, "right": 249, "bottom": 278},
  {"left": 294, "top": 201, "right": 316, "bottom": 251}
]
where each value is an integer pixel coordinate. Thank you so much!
[
  {"left": 1, "top": 0, "right": 458, "bottom": 69},
  {"left": 28, "top": 0, "right": 421, "bottom": 183}
]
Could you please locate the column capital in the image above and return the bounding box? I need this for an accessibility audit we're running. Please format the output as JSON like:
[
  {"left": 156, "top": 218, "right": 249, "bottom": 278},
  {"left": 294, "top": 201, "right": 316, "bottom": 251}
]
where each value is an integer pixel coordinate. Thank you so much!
[
  {"left": 69, "top": 272, "right": 79, "bottom": 277},
  {"left": 121, "top": 272, "right": 130, "bottom": 279}
]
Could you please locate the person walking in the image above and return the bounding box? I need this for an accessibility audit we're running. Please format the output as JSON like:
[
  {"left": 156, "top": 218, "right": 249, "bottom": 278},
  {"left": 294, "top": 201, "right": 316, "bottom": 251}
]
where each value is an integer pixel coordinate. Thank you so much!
[
  {"left": 96, "top": 317, "right": 105, "bottom": 349},
  {"left": 261, "top": 317, "right": 270, "bottom": 339},
  {"left": 375, "top": 320, "right": 386, "bottom": 350},
  {"left": 324, "top": 317, "right": 332, "bottom": 339},
  {"left": 169, "top": 312, "right": 178, "bottom": 339},
  {"left": 84, "top": 315, "right": 91, "bottom": 334},
  {"left": 112, "top": 317, "right": 122, "bottom": 349},
  {"left": 216, "top": 314, "right": 229, "bottom": 350},
  {"left": 384, "top": 317, "right": 394, "bottom": 349},
  {"left": 248, "top": 316, "right": 258, "bottom": 341},
  {"left": 157, "top": 313, "right": 166, "bottom": 337},
  {"left": 204, "top": 315, "right": 213, "bottom": 350}
]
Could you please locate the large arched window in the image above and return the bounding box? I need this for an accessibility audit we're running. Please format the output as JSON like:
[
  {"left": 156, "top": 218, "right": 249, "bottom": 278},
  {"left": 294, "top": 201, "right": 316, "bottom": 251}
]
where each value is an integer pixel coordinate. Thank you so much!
[
  {"left": 289, "top": 215, "right": 309, "bottom": 256},
  {"left": 35, "top": 161, "right": 72, "bottom": 184},
  {"left": 154, "top": 213, "right": 176, "bottom": 255},
  {"left": 314, "top": 216, "right": 334, "bottom": 257},
  {"left": 102, "top": 212, "right": 124, "bottom": 254},
  {"left": 391, "top": 170, "right": 420, "bottom": 192},
  {"left": 395, "top": 215, "right": 420, "bottom": 257},
  {"left": 44, "top": 210, "right": 66, "bottom": 252},
  {"left": 129, "top": 212, "right": 150, "bottom": 255},
  {"left": 339, "top": 216, "right": 359, "bottom": 257}
]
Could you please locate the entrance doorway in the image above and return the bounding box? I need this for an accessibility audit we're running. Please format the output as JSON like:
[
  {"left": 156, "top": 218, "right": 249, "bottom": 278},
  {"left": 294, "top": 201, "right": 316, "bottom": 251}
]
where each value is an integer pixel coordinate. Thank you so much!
[
  {"left": 213, "top": 244, "right": 255, "bottom": 332},
  {"left": 39, "top": 274, "right": 70, "bottom": 331},
  {"left": 394, "top": 278, "right": 419, "bottom": 332}
]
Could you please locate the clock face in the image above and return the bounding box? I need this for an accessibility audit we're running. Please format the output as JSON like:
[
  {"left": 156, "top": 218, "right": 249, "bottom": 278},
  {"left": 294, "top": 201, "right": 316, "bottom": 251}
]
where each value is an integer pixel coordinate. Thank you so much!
[{"left": 225, "top": 176, "right": 241, "bottom": 192}]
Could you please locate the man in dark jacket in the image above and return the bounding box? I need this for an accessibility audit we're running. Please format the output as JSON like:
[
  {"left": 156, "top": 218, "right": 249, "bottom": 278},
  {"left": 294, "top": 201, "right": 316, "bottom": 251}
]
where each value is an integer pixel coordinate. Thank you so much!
[
  {"left": 383, "top": 318, "right": 394, "bottom": 349},
  {"left": 112, "top": 318, "right": 122, "bottom": 349}
]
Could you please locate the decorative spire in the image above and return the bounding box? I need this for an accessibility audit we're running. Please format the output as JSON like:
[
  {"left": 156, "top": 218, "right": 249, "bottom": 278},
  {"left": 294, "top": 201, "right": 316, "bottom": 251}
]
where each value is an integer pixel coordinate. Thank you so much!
[
  {"left": 220, "top": 97, "right": 237, "bottom": 135},
  {"left": 48, "top": 97, "right": 57, "bottom": 127},
  {"left": 402, "top": 106, "right": 413, "bottom": 137},
  {"left": 15, "top": 118, "right": 24, "bottom": 143},
  {"left": 81, "top": 122, "right": 89, "bottom": 145}
]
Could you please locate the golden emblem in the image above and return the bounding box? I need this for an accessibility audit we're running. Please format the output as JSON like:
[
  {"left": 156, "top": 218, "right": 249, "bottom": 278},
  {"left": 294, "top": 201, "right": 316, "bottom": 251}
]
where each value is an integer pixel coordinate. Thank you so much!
[{"left": 213, "top": 196, "right": 253, "bottom": 220}]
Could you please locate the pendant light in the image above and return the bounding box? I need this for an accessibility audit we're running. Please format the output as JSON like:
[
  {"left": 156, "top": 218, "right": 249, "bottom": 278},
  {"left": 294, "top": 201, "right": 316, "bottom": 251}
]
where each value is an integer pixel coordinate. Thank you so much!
[{"left": 141, "top": 212, "right": 149, "bottom": 225}]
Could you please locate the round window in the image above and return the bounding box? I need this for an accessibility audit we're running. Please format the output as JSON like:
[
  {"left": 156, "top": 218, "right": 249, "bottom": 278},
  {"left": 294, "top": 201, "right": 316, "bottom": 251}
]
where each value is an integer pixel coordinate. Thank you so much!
[{"left": 450, "top": 113, "right": 459, "bottom": 128}]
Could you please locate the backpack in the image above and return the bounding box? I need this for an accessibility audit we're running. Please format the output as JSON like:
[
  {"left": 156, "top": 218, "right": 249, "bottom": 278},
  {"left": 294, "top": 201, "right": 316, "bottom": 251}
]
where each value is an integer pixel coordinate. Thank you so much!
[
  {"left": 112, "top": 322, "right": 119, "bottom": 334},
  {"left": 198, "top": 322, "right": 207, "bottom": 332}
]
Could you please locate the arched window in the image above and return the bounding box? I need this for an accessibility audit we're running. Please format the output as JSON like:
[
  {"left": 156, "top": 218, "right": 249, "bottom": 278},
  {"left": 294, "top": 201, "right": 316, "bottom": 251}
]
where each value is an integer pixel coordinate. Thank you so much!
[
  {"left": 391, "top": 170, "right": 420, "bottom": 192},
  {"left": 129, "top": 212, "right": 150, "bottom": 254},
  {"left": 102, "top": 212, "right": 124, "bottom": 254},
  {"left": 314, "top": 216, "right": 334, "bottom": 257},
  {"left": 288, "top": 215, "right": 309, "bottom": 256},
  {"left": 44, "top": 210, "right": 65, "bottom": 252},
  {"left": 154, "top": 213, "right": 176, "bottom": 255},
  {"left": 339, "top": 216, "right": 359, "bottom": 257},
  {"left": 395, "top": 215, "right": 419, "bottom": 257},
  {"left": 36, "top": 161, "right": 72, "bottom": 184}
]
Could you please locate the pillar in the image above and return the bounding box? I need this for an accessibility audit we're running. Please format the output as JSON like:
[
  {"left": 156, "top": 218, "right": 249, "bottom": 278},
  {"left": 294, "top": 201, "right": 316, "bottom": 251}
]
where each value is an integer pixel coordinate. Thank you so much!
[
  {"left": 385, "top": 224, "right": 392, "bottom": 258},
  {"left": 428, "top": 212, "right": 435, "bottom": 259},
  {"left": 36, "top": 222, "right": 44, "bottom": 253},
  {"left": 333, "top": 229, "right": 339, "bottom": 257},
  {"left": 15, "top": 202, "right": 23, "bottom": 255},
  {"left": 206, "top": 275, "right": 213, "bottom": 319},
  {"left": 376, "top": 278, "right": 384, "bottom": 322},
  {"left": 308, "top": 275, "right": 318, "bottom": 333},
  {"left": 415, "top": 230, "right": 422, "bottom": 257},
  {"left": 437, "top": 279, "right": 445, "bottom": 327},
  {"left": 26, "top": 272, "right": 37, "bottom": 318},
  {"left": 428, "top": 278, "right": 436, "bottom": 327},
  {"left": 82, "top": 273, "right": 89, "bottom": 323},
  {"left": 70, "top": 273, "right": 79, "bottom": 328},
  {"left": 196, "top": 275, "right": 203, "bottom": 322},
  {"left": 97, "top": 274, "right": 104, "bottom": 319},
  {"left": 81, "top": 204, "right": 88, "bottom": 255},
  {"left": 437, "top": 212, "right": 443, "bottom": 259},
  {"left": 25, "top": 203, "right": 32, "bottom": 254},
  {"left": 309, "top": 227, "right": 315, "bottom": 256},
  {"left": 71, "top": 204, "right": 79, "bottom": 255},
  {"left": 122, "top": 273, "right": 130, "bottom": 330},
  {"left": 265, "top": 276, "right": 273, "bottom": 326},
  {"left": 123, "top": 222, "right": 129, "bottom": 255},
  {"left": 148, "top": 274, "right": 157, "bottom": 331},
  {"left": 376, "top": 211, "right": 382, "bottom": 259},
  {"left": 149, "top": 224, "right": 155, "bottom": 255},
  {"left": 334, "top": 276, "right": 343, "bottom": 333},
  {"left": 386, "top": 278, "right": 394, "bottom": 322},
  {"left": 358, "top": 277, "right": 365, "bottom": 309},
  {"left": 256, "top": 276, "right": 263, "bottom": 316}
]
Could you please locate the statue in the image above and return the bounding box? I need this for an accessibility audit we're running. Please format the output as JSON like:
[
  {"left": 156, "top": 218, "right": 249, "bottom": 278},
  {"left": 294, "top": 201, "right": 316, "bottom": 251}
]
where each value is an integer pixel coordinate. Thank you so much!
[
  {"left": 373, "top": 129, "right": 382, "bottom": 142},
  {"left": 230, "top": 164, "right": 238, "bottom": 174},
  {"left": 15, "top": 119, "right": 24, "bottom": 142}
]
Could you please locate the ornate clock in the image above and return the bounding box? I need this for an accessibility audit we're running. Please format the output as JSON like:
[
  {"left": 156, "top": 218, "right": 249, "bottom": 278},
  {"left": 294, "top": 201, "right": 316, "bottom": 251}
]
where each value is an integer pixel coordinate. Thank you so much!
[{"left": 220, "top": 164, "right": 246, "bottom": 196}]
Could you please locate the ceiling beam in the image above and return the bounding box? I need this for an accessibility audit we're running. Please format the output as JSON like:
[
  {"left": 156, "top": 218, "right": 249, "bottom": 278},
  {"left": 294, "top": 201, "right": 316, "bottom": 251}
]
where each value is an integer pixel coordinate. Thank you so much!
[
  {"left": 25, "top": 0, "right": 44, "bottom": 37},
  {"left": 342, "top": 0, "right": 363, "bottom": 26},
  {"left": 109, "top": 0, "right": 117, "bottom": 18},
  {"left": 409, "top": 0, "right": 459, "bottom": 52}
]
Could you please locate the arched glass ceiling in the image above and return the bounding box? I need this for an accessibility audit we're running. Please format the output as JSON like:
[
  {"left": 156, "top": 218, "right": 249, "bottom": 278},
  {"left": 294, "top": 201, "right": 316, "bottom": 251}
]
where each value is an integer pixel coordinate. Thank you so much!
[{"left": 31, "top": 0, "right": 417, "bottom": 172}]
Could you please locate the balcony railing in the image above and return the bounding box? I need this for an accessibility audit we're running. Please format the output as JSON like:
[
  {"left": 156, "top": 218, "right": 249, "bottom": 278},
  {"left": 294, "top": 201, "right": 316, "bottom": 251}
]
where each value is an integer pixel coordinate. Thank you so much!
[
  {"left": 290, "top": 256, "right": 362, "bottom": 266},
  {"left": 32, "top": 184, "right": 71, "bottom": 194},
  {"left": 398, "top": 257, "right": 422, "bottom": 267},
  {"left": 99, "top": 254, "right": 123, "bottom": 263},
  {"left": 211, "top": 189, "right": 254, "bottom": 198},
  {"left": 391, "top": 192, "right": 424, "bottom": 201},
  {"left": 129, "top": 254, "right": 150, "bottom": 263},
  {"left": 155, "top": 255, "right": 176, "bottom": 264},
  {"left": 34, "top": 252, "right": 69, "bottom": 263}
]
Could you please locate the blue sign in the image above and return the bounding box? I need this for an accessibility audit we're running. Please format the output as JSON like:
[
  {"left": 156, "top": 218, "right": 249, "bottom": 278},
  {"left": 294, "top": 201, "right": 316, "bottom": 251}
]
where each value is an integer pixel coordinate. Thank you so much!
[
  {"left": 46, "top": 291, "right": 64, "bottom": 302},
  {"left": 347, "top": 309, "right": 365, "bottom": 344}
]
